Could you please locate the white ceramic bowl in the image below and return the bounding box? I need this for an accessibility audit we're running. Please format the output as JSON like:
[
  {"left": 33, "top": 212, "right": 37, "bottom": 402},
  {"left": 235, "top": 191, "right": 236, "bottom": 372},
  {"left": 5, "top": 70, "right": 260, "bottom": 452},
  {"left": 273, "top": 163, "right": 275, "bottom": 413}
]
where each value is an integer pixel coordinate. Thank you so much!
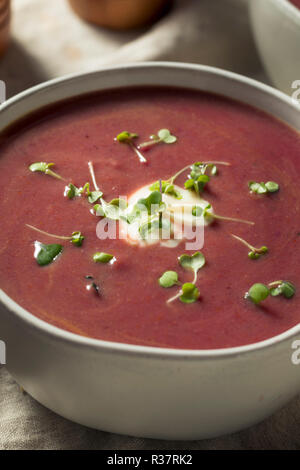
[
  {"left": 250, "top": 0, "right": 300, "bottom": 94},
  {"left": 0, "top": 63, "right": 300, "bottom": 440}
]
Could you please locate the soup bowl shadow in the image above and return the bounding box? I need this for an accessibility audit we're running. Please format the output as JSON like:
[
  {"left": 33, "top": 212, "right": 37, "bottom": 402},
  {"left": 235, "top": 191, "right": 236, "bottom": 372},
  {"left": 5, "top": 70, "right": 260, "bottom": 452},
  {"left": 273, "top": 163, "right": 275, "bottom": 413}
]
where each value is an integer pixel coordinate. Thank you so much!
[{"left": 0, "top": 62, "right": 300, "bottom": 440}]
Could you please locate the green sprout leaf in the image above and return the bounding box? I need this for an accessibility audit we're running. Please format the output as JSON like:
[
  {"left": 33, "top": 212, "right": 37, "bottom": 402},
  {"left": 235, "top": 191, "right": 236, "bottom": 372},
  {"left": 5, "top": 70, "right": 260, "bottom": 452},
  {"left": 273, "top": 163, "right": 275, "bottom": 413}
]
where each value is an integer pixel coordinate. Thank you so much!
[
  {"left": 269, "top": 281, "right": 295, "bottom": 299},
  {"left": 249, "top": 181, "right": 279, "bottom": 194},
  {"left": 65, "top": 183, "right": 81, "bottom": 199},
  {"left": 29, "top": 162, "right": 62, "bottom": 180},
  {"left": 109, "top": 198, "right": 128, "bottom": 210},
  {"left": 87, "top": 190, "right": 103, "bottom": 204},
  {"left": 179, "top": 252, "right": 206, "bottom": 281},
  {"left": 248, "top": 182, "right": 267, "bottom": 194},
  {"left": 116, "top": 131, "right": 138, "bottom": 143},
  {"left": 93, "top": 252, "right": 114, "bottom": 264},
  {"left": 248, "top": 246, "right": 268, "bottom": 260},
  {"left": 246, "top": 283, "right": 270, "bottom": 304},
  {"left": 180, "top": 283, "right": 200, "bottom": 304},
  {"left": 265, "top": 181, "right": 280, "bottom": 193},
  {"left": 29, "top": 162, "right": 50, "bottom": 173},
  {"left": 185, "top": 173, "right": 210, "bottom": 194},
  {"left": 149, "top": 181, "right": 182, "bottom": 199},
  {"left": 34, "top": 242, "right": 63, "bottom": 266},
  {"left": 93, "top": 204, "right": 105, "bottom": 216},
  {"left": 100, "top": 199, "right": 124, "bottom": 220},
  {"left": 139, "top": 218, "right": 170, "bottom": 240},
  {"left": 192, "top": 206, "right": 203, "bottom": 217},
  {"left": 157, "top": 129, "right": 177, "bottom": 144},
  {"left": 183, "top": 162, "right": 218, "bottom": 194},
  {"left": 137, "top": 191, "right": 163, "bottom": 215},
  {"left": 70, "top": 231, "right": 84, "bottom": 247},
  {"left": 159, "top": 271, "right": 178, "bottom": 288},
  {"left": 93, "top": 198, "right": 127, "bottom": 220}
]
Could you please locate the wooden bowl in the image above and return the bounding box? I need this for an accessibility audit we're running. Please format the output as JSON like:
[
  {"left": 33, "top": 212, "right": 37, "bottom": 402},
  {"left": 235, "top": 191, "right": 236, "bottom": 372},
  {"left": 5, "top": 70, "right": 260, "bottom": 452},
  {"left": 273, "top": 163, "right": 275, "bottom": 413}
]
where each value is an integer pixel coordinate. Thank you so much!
[
  {"left": 0, "top": 0, "right": 10, "bottom": 57},
  {"left": 68, "top": 0, "right": 171, "bottom": 30}
]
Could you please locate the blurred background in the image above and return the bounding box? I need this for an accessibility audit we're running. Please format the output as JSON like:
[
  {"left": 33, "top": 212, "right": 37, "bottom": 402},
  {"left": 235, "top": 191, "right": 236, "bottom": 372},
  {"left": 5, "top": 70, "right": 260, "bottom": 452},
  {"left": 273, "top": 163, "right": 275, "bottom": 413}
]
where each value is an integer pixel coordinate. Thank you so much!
[{"left": 0, "top": 0, "right": 270, "bottom": 98}]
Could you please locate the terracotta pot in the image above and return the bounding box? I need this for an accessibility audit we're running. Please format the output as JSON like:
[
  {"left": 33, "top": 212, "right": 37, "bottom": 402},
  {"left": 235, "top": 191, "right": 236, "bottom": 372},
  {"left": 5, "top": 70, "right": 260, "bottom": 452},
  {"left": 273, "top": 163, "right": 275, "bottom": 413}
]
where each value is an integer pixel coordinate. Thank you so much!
[
  {"left": 0, "top": 0, "right": 10, "bottom": 57},
  {"left": 68, "top": 0, "right": 171, "bottom": 30}
]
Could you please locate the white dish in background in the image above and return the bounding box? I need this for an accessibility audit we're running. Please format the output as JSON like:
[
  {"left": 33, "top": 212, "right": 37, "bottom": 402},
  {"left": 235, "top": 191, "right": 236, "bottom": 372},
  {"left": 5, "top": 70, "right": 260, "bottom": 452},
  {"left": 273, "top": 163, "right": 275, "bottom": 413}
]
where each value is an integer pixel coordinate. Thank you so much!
[
  {"left": 249, "top": 0, "right": 300, "bottom": 95},
  {"left": 0, "top": 62, "right": 300, "bottom": 440}
]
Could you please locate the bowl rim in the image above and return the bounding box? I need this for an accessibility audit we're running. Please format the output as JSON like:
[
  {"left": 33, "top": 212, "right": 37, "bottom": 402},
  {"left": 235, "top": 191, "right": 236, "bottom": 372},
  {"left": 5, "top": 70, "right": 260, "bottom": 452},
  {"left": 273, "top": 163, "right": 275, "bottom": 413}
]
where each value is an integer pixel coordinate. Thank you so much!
[
  {"left": 271, "top": 0, "right": 300, "bottom": 21},
  {"left": 1, "top": 61, "right": 300, "bottom": 360}
]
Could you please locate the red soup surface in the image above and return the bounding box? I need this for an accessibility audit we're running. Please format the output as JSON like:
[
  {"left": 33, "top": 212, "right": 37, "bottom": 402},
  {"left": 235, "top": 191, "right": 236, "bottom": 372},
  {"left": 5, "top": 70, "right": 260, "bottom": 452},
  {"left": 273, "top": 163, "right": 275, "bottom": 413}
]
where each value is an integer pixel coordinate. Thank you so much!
[{"left": 0, "top": 86, "right": 300, "bottom": 349}]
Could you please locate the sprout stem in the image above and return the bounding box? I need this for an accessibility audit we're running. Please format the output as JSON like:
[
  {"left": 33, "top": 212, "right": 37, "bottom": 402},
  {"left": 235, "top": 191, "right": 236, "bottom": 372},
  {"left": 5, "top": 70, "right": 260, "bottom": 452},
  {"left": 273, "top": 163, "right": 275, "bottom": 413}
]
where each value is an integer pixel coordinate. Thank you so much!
[
  {"left": 207, "top": 212, "right": 254, "bottom": 226},
  {"left": 129, "top": 142, "right": 147, "bottom": 163},
  {"left": 231, "top": 234, "right": 256, "bottom": 250},
  {"left": 26, "top": 224, "right": 70, "bottom": 240},
  {"left": 167, "top": 290, "right": 182, "bottom": 304},
  {"left": 45, "top": 168, "right": 63, "bottom": 180},
  {"left": 88, "top": 161, "right": 100, "bottom": 191}
]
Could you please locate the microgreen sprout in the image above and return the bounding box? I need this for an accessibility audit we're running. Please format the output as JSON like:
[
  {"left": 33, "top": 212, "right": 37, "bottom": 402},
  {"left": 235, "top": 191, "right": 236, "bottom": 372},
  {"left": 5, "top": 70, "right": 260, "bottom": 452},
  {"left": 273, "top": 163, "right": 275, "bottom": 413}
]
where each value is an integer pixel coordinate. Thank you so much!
[
  {"left": 246, "top": 280, "right": 295, "bottom": 304},
  {"left": 138, "top": 129, "right": 177, "bottom": 149},
  {"left": 179, "top": 252, "right": 206, "bottom": 284},
  {"left": 231, "top": 234, "right": 268, "bottom": 259},
  {"left": 29, "top": 162, "right": 63, "bottom": 180},
  {"left": 70, "top": 231, "right": 85, "bottom": 246},
  {"left": 26, "top": 224, "right": 84, "bottom": 246},
  {"left": 34, "top": 241, "right": 63, "bottom": 266},
  {"left": 166, "top": 161, "right": 230, "bottom": 186},
  {"left": 196, "top": 204, "right": 254, "bottom": 226},
  {"left": 163, "top": 251, "right": 205, "bottom": 304},
  {"left": 184, "top": 162, "right": 218, "bottom": 194},
  {"left": 65, "top": 181, "right": 103, "bottom": 203},
  {"left": 65, "top": 183, "right": 82, "bottom": 199},
  {"left": 115, "top": 131, "right": 147, "bottom": 163},
  {"left": 249, "top": 181, "right": 279, "bottom": 194},
  {"left": 268, "top": 281, "right": 296, "bottom": 299},
  {"left": 93, "top": 252, "right": 115, "bottom": 264}
]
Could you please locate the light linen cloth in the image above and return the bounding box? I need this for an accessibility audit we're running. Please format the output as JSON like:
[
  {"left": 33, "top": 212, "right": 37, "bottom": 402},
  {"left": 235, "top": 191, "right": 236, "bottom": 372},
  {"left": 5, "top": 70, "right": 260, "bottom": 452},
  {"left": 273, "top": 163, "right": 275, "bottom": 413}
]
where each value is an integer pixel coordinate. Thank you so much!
[{"left": 1, "top": 0, "right": 297, "bottom": 450}]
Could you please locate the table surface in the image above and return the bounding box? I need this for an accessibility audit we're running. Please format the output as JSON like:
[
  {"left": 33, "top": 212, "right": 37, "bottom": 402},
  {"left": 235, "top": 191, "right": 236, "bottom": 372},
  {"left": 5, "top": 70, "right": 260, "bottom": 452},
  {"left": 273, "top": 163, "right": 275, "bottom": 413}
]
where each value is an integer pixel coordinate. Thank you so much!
[{"left": 1, "top": 0, "right": 298, "bottom": 451}]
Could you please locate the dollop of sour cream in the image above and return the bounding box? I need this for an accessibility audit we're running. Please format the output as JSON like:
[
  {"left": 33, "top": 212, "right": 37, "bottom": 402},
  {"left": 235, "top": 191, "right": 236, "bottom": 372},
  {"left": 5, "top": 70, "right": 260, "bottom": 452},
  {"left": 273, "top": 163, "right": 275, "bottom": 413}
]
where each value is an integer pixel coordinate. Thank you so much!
[{"left": 119, "top": 183, "right": 213, "bottom": 248}]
